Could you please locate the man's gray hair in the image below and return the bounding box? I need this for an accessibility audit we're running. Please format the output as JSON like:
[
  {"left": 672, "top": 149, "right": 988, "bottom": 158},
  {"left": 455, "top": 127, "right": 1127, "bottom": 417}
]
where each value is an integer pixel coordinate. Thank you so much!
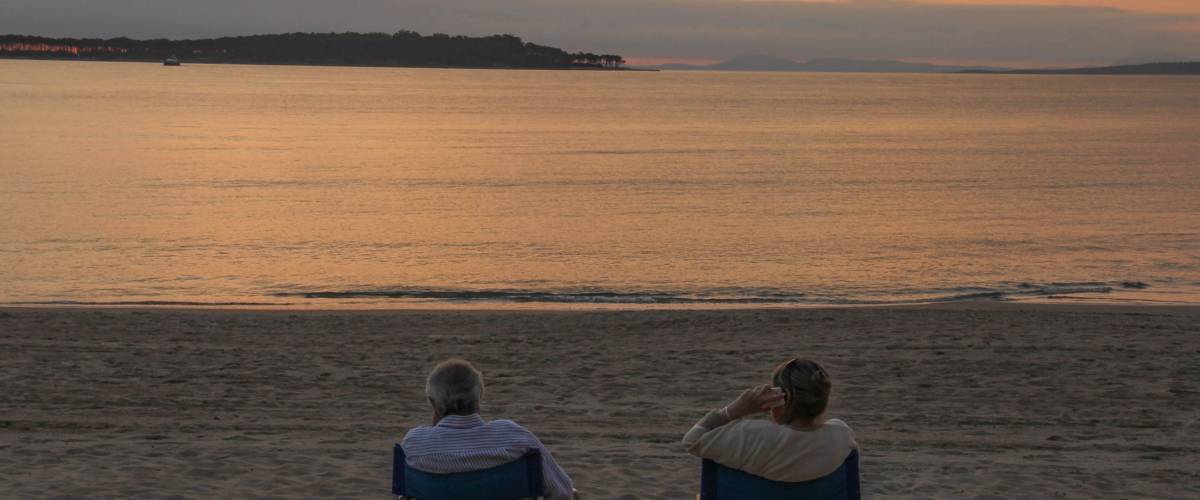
[{"left": 425, "top": 358, "right": 484, "bottom": 416}]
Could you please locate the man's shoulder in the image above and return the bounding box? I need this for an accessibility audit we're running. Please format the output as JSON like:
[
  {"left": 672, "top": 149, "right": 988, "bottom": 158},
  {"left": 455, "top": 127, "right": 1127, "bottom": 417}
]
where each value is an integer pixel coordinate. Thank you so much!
[
  {"left": 478, "top": 419, "right": 545, "bottom": 448},
  {"left": 400, "top": 425, "right": 436, "bottom": 445},
  {"left": 402, "top": 424, "right": 433, "bottom": 435},
  {"left": 483, "top": 418, "right": 537, "bottom": 436},
  {"left": 400, "top": 419, "right": 538, "bottom": 442}
]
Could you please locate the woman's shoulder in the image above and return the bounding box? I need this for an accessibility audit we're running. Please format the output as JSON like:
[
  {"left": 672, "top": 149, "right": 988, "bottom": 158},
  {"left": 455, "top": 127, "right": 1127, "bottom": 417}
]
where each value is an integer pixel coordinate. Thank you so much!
[
  {"left": 824, "top": 418, "right": 853, "bottom": 430},
  {"left": 725, "top": 418, "right": 786, "bottom": 433},
  {"left": 723, "top": 417, "right": 853, "bottom": 432},
  {"left": 700, "top": 418, "right": 785, "bottom": 443},
  {"left": 822, "top": 418, "right": 859, "bottom": 450},
  {"left": 707, "top": 417, "right": 856, "bottom": 443},
  {"left": 823, "top": 418, "right": 856, "bottom": 438}
]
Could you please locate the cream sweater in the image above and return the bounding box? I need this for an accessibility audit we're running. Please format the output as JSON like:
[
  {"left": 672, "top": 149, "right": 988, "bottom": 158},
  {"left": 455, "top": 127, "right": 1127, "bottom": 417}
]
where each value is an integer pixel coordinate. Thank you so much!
[{"left": 683, "top": 417, "right": 858, "bottom": 483}]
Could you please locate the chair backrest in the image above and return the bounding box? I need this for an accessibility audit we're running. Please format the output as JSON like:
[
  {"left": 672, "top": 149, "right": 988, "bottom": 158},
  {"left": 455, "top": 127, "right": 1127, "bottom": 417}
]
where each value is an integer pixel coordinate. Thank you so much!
[
  {"left": 700, "top": 450, "right": 860, "bottom": 500},
  {"left": 392, "top": 444, "right": 545, "bottom": 500}
]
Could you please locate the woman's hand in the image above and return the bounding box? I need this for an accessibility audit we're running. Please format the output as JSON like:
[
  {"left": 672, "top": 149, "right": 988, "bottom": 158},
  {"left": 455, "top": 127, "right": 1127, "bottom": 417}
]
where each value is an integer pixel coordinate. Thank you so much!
[{"left": 723, "top": 384, "right": 785, "bottom": 420}]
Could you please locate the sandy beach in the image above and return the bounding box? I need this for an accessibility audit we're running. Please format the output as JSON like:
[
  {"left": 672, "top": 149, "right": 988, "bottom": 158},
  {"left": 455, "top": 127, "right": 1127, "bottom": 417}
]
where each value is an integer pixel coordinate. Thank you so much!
[{"left": 1, "top": 303, "right": 1197, "bottom": 498}]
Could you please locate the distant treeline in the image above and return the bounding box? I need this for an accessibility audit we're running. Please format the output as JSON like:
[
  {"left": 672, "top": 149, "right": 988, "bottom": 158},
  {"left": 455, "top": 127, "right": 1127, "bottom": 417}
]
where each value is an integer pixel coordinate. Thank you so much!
[{"left": 0, "top": 32, "right": 627, "bottom": 69}]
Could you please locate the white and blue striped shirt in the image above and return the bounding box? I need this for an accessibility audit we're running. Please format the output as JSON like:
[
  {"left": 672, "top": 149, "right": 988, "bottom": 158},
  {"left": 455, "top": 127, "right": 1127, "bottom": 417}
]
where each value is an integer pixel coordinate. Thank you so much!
[{"left": 401, "top": 414, "right": 574, "bottom": 499}]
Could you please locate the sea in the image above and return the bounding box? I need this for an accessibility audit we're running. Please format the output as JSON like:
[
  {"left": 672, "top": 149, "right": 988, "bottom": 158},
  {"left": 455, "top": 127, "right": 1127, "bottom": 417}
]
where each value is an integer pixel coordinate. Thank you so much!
[{"left": 1, "top": 59, "right": 1197, "bottom": 307}]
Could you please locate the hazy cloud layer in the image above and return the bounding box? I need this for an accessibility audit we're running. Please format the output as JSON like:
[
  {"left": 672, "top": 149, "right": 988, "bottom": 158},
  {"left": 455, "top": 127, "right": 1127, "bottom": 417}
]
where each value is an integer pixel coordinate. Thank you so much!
[{"left": 2, "top": 0, "right": 1198, "bottom": 64}]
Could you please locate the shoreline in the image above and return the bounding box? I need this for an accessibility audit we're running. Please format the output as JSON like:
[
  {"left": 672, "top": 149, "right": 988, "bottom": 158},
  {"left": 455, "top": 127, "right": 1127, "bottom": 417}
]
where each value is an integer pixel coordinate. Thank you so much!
[{"left": 4, "top": 296, "right": 1199, "bottom": 314}]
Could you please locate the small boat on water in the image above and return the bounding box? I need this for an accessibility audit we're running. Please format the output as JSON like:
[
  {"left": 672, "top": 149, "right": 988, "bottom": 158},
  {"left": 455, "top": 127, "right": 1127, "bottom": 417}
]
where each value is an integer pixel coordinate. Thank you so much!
[{"left": 163, "top": 55, "right": 181, "bottom": 66}]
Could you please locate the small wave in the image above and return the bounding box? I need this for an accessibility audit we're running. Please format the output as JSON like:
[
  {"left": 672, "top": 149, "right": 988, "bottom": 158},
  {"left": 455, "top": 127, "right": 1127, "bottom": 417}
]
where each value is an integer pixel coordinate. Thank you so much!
[
  {"left": 1034, "top": 285, "right": 1113, "bottom": 295},
  {"left": 3, "top": 300, "right": 287, "bottom": 307},
  {"left": 273, "top": 282, "right": 1124, "bottom": 305},
  {"left": 2, "top": 282, "right": 1139, "bottom": 309},
  {"left": 917, "top": 291, "right": 1006, "bottom": 302},
  {"left": 274, "top": 289, "right": 808, "bottom": 304}
]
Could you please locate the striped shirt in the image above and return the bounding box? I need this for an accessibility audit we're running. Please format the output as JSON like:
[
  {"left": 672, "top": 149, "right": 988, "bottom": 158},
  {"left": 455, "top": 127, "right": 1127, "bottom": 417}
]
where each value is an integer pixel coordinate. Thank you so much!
[{"left": 402, "top": 414, "right": 574, "bottom": 499}]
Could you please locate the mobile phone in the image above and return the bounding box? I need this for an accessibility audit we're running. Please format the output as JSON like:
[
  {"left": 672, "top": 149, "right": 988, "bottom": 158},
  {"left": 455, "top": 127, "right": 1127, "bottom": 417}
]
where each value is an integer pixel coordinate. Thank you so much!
[{"left": 765, "top": 386, "right": 786, "bottom": 408}]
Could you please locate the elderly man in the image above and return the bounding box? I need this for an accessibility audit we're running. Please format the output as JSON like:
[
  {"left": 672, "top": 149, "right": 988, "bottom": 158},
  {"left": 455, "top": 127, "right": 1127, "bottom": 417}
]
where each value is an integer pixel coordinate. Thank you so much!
[{"left": 401, "top": 358, "right": 575, "bottom": 499}]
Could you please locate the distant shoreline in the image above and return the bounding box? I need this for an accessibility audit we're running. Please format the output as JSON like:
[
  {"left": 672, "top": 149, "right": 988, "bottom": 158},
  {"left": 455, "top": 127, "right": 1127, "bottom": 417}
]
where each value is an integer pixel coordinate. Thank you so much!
[
  {"left": 0, "top": 32, "right": 641, "bottom": 71},
  {"left": 7, "top": 55, "right": 1196, "bottom": 75},
  {"left": 0, "top": 55, "right": 658, "bottom": 72}
]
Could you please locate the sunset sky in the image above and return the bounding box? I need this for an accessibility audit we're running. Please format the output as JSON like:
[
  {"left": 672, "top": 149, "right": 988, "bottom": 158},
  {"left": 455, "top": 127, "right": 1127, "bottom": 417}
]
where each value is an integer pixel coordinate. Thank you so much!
[{"left": 2, "top": 0, "right": 1198, "bottom": 67}]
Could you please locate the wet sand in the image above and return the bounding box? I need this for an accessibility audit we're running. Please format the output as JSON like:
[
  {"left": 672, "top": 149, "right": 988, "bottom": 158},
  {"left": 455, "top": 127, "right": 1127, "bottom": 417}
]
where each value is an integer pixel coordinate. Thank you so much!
[{"left": 1, "top": 303, "right": 1198, "bottom": 498}]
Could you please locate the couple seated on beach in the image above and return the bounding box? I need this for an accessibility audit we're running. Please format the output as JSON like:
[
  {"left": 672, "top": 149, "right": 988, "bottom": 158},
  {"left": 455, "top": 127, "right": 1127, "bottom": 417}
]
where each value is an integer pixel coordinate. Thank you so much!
[{"left": 401, "top": 357, "right": 858, "bottom": 499}]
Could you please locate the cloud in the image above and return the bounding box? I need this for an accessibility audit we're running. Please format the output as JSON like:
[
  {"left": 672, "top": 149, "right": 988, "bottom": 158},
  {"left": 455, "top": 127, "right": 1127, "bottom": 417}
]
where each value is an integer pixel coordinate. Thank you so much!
[
  {"left": 915, "top": 1, "right": 1200, "bottom": 16},
  {"left": 2, "top": 0, "right": 1198, "bottom": 65}
]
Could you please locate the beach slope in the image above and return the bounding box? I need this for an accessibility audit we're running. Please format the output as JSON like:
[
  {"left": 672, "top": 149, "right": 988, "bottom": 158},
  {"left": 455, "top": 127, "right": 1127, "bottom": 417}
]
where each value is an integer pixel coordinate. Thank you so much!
[{"left": 1, "top": 305, "right": 1197, "bottom": 498}]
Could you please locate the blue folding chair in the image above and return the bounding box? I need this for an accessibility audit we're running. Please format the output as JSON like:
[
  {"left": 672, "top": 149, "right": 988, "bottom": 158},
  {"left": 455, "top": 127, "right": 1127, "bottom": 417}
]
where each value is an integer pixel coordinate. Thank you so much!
[
  {"left": 392, "top": 444, "right": 545, "bottom": 500},
  {"left": 700, "top": 450, "right": 860, "bottom": 500}
]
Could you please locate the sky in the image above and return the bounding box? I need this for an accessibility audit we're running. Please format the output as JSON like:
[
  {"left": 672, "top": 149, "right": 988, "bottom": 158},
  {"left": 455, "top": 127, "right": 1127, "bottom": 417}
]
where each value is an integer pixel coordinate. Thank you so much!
[{"left": 2, "top": 0, "right": 1198, "bottom": 67}]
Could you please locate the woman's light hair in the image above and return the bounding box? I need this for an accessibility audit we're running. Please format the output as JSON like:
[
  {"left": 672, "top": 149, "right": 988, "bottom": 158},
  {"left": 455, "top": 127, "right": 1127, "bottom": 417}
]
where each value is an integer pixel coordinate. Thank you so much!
[
  {"left": 772, "top": 358, "right": 832, "bottom": 426},
  {"left": 425, "top": 358, "right": 484, "bottom": 416}
]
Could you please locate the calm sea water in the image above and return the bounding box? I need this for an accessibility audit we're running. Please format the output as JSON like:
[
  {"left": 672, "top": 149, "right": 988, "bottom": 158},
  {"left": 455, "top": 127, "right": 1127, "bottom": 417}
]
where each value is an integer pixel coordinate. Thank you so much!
[{"left": 1, "top": 59, "right": 1198, "bottom": 306}]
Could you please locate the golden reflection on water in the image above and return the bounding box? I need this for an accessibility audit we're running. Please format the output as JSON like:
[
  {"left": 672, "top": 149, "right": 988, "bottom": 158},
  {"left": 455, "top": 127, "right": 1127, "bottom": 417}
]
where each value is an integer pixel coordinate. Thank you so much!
[{"left": 1, "top": 60, "right": 1198, "bottom": 305}]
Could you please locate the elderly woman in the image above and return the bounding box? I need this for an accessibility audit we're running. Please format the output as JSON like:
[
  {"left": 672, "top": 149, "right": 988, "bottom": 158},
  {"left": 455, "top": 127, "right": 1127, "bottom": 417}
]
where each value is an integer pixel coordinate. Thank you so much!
[{"left": 683, "top": 358, "right": 858, "bottom": 482}]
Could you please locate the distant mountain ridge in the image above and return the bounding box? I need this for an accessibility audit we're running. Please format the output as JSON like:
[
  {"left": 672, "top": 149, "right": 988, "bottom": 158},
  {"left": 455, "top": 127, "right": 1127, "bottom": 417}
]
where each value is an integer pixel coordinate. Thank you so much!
[
  {"left": 963, "top": 61, "right": 1200, "bottom": 75},
  {"left": 649, "top": 54, "right": 1009, "bottom": 73},
  {"left": 649, "top": 54, "right": 1200, "bottom": 75}
]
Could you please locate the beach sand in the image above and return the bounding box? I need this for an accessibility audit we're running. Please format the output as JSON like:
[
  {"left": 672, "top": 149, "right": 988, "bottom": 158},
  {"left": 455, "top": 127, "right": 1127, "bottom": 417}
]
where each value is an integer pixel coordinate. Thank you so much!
[{"left": 1, "top": 304, "right": 1198, "bottom": 498}]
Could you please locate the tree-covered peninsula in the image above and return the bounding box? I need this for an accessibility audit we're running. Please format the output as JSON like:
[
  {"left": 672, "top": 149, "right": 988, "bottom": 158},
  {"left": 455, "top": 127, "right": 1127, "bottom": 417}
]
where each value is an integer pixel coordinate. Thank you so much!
[{"left": 0, "top": 32, "right": 627, "bottom": 69}]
